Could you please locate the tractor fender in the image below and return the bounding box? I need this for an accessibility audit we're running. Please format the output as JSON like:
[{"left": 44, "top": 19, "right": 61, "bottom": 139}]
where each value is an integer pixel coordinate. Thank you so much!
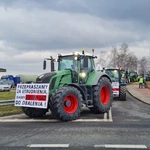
[
  {"left": 86, "top": 71, "right": 112, "bottom": 86},
  {"left": 66, "top": 83, "right": 86, "bottom": 102}
]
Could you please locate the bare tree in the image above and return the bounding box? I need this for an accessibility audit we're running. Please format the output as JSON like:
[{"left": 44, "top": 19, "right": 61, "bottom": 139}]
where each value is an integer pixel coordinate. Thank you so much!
[
  {"left": 96, "top": 51, "right": 110, "bottom": 69},
  {"left": 109, "top": 43, "right": 138, "bottom": 71},
  {"left": 117, "top": 43, "right": 132, "bottom": 70},
  {"left": 96, "top": 42, "right": 138, "bottom": 72},
  {"left": 138, "top": 57, "right": 148, "bottom": 75},
  {"left": 109, "top": 45, "right": 118, "bottom": 68}
]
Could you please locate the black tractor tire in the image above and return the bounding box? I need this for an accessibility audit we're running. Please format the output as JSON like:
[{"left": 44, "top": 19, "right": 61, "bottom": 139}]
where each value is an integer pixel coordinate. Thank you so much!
[
  {"left": 89, "top": 77, "right": 113, "bottom": 114},
  {"left": 119, "top": 85, "right": 126, "bottom": 101},
  {"left": 50, "top": 86, "right": 82, "bottom": 121},
  {"left": 22, "top": 107, "right": 47, "bottom": 118}
]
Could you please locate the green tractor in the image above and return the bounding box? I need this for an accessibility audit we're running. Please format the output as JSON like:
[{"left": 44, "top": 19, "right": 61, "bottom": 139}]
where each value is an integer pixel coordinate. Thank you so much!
[
  {"left": 129, "top": 71, "right": 138, "bottom": 82},
  {"left": 104, "top": 68, "right": 127, "bottom": 101},
  {"left": 19, "top": 49, "right": 113, "bottom": 121}
]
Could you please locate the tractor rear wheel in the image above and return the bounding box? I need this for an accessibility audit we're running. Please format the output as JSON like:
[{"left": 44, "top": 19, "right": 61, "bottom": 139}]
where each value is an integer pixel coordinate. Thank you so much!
[
  {"left": 50, "top": 86, "right": 82, "bottom": 121},
  {"left": 22, "top": 107, "right": 47, "bottom": 118},
  {"left": 119, "top": 85, "right": 126, "bottom": 101},
  {"left": 89, "top": 77, "right": 113, "bottom": 113}
]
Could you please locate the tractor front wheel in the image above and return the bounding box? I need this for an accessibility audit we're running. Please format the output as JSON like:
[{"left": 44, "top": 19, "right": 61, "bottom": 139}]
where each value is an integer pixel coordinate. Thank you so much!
[
  {"left": 50, "top": 86, "right": 82, "bottom": 121},
  {"left": 89, "top": 77, "right": 113, "bottom": 113},
  {"left": 22, "top": 107, "right": 47, "bottom": 118}
]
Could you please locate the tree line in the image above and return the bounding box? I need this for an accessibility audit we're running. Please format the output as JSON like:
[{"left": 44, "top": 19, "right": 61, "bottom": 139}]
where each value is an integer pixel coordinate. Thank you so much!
[{"left": 96, "top": 43, "right": 150, "bottom": 75}]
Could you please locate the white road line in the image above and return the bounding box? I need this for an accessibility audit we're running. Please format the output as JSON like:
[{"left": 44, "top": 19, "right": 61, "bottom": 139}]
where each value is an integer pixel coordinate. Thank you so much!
[
  {"left": 103, "top": 108, "right": 113, "bottom": 122},
  {"left": 104, "top": 112, "right": 107, "bottom": 120},
  {"left": 109, "top": 107, "right": 113, "bottom": 121},
  {"left": 94, "top": 144, "right": 147, "bottom": 149},
  {"left": 73, "top": 118, "right": 112, "bottom": 122},
  {"left": 0, "top": 119, "right": 60, "bottom": 122},
  {"left": 0, "top": 118, "right": 113, "bottom": 122},
  {"left": 0, "top": 108, "right": 113, "bottom": 122},
  {"left": 27, "top": 144, "right": 69, "bottom": 148}
]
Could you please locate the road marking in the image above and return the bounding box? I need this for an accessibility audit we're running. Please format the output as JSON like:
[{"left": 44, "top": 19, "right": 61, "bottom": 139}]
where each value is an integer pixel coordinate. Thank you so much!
[
  {"left": 0, "top": 108, "right": 113, "bottom": 122},
  {"left": 0, "top": 118, "right": 113, "bottom": 122},
  {"left": 0, "top": 119, "right": 60, "bottom": 122},
  {"left": 27, "top": 144, "right": 69, "bottom": 148},
  {"left": 103, "top": 108, "right": 113, "bottom": 122},
  {"left": 109, "top": 107, "right": 113, "bottom": 121},
  {"left": 73, "top": 118, "right": 112, "bottom": 122},
  {"left": 94, "top": 144, "right": 147, "bottom": 149}
]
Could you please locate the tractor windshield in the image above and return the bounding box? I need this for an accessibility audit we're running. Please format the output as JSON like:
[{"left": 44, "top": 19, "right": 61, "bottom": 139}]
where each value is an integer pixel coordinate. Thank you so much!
[
  {"left": 58, "top": 56, "right": 78, "bottom": 72},
  {"left": 105, "top": 69, "right": 119, "bottom": 82}
]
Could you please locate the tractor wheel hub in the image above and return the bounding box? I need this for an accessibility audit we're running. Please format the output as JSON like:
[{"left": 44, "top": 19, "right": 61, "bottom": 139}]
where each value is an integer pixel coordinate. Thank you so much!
[{"left": 64, "top": 100, "right": 71, "bottom": 107}]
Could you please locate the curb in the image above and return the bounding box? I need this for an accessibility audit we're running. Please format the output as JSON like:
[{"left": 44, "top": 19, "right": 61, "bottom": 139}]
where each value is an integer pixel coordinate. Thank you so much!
[{"left": 127, "top": 90, "right": 150, "bottom": 106}]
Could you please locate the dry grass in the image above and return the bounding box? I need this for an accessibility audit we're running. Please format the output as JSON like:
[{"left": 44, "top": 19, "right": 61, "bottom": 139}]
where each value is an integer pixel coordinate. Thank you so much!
[
  {"left": 129, "top": 82, "right": 139, "bottom": 85},
  {"left": 0, "top": 91, "right": 22, "bottom": 116},
  {"left": 0, "top": 91, "right": 16, "bottom": 100},
  {"left": 147, "top": 81, "right": 150, "bottom": 89},
  {"left": 130, "top": 81, "right": 150, "bottom": 89},
  {"left": 0, "top": 106, "right": 22, "bottom": 116}
]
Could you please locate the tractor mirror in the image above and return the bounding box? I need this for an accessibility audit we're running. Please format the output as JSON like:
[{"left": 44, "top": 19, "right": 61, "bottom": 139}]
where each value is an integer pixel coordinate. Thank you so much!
[
  {"left": 43, "top": 60, "right": 46, "bottom": 70},
  {"left": 51, "top": 60, "right": 54, "bottom": 71},
  {"left": 83, "top": 57, "right": 88, "bottom": 67}
]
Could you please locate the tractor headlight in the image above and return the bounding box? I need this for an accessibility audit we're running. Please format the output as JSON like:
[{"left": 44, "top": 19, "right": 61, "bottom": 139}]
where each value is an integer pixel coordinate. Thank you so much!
[
  {"left": 79, "top": 72, "right": 87, "bottom": 78},
  {"left": 74, "top": 56, "right": 78, "bottom": 60}
]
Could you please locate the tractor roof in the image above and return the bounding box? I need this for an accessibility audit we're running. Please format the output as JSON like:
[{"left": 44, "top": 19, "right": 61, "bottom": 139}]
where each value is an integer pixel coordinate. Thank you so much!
[
  {"left": 58, "top": 51, "right": 93, "bottom": 57},
  {"left": 105, "top": 68, "right": 119, "bottom": 70}
]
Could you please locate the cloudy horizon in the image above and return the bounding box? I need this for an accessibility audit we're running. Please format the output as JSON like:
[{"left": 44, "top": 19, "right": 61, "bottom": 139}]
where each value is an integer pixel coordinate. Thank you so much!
[{"left": 0, "top": 0, "right": 150, "bottom": 76}]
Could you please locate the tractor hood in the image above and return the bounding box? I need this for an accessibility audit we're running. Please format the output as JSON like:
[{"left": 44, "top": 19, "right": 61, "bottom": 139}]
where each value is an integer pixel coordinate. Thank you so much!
[
  {"left": 36, "top": 72, "right": 56, "bottom": 83},
  {"left": 36, "top": 70, "right": 71, "bottom": 83}
]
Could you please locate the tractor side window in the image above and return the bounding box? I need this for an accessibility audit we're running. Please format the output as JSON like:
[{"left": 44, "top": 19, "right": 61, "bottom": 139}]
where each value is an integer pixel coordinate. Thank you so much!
[
  {"left": 88, "top": 58, "right": 92, "bottom": 72},
  {"left": 80, "top": 57, "right": 92, "bottom": 72}
]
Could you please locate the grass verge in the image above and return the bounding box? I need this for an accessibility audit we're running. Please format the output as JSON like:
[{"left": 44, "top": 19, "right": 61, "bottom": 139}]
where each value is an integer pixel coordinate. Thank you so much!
[
  {"left": 0, "top": 91, "right": 22, "bottom": 117},
  {"left": 147, "top": 81, "right": 150, "bottom": 89},
  {"left": 0, "top": 91, "right": 16, "bottom": 100},
  {"left": 0, "top": 106, "right": 22, "bottom": 117},
  {"left": 129, "top": 81, "right": 150, "bottom": 89}
]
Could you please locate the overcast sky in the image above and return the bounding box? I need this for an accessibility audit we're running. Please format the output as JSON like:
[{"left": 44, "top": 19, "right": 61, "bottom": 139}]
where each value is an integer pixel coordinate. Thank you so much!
[{"left": 0, "top": 0, "right": 150, "bottom": 76}]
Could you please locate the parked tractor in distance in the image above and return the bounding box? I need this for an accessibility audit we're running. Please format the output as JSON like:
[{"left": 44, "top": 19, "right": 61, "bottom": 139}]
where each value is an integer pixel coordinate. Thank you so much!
[
  {"left": 104, "top": 68, "right": 127, "bottom": 101},
  {"left": 15, "top": 49, "right": 113, "bottom": 121},
  {"left": 129, "top": 71, "right": 138, "bottom": 82}
]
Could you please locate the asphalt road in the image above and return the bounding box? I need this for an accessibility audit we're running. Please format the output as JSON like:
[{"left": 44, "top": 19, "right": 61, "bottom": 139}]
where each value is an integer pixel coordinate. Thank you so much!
[{"left": 0, "top": 93, "right": 150, "bottom": 150}]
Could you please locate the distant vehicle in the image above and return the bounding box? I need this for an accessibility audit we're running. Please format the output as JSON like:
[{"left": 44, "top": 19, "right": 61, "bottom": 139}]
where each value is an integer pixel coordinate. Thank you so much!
[
  {"left": 138, "top": 74, "right": 150, "bottom": 82},
  {"left": 145, "top": 74, "right": 150, "bottom": 81},
  {"left": 104, "top": 68, "right": 127, "bottom": 101},
  {"left": 1, "top": 79, "right": 14, "bottom": 88},
  {"left": 129, "top": 71, "right": 138, "bottom": 82},
  {"left": 0, "top": 81, "right": 11, "bottom": 91},
  {"left": 1, "top": 75, "right": 20, "bottom": 87}
]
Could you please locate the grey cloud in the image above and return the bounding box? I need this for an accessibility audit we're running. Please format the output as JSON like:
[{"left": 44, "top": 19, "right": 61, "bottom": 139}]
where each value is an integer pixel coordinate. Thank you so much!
[
  {"left": 0, "top": 0, "right": 150, "bottom": 24},
  {"left": 0, "top": 0, "right": 150, "bottom": 75},
  {"left": 0, "top": 7, "right": 146, "bottom": 52}
]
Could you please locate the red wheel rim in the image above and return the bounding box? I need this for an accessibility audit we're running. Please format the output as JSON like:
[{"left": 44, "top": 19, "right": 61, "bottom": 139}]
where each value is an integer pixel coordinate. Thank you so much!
[
  {"left": 100, "top": 86, "right": 110, "bottom": 104},
  {"left": 63, "top": 94, "right": 78, "bottom": 114}
]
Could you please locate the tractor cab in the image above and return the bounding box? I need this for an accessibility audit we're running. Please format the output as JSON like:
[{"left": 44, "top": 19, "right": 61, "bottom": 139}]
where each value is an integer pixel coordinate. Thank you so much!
[
  {"left": 43, "top": 51, "right": 96, "bottom": 84},
  {"left": 105, "top": 69, "right": 120, "bottom": 82},
  {"left": 58, "top": 53, "right": 96, "bottom": 83}
]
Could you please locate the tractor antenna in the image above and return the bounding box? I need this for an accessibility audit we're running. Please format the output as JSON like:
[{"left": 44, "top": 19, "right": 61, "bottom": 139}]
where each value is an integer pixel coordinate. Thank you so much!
[{"left": 92, "top": 48, "right": 94, "bottom": 56}]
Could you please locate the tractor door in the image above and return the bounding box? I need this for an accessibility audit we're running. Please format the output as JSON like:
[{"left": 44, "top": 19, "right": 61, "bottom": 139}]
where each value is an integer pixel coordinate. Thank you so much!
[{"left": 79, "top": 57, "right": 94, "bottom": 83}]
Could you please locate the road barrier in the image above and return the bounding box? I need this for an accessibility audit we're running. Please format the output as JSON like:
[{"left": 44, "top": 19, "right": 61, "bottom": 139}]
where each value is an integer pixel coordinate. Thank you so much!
[{"left": 0, "top": 100, "right": 15, "bottom": 106}]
